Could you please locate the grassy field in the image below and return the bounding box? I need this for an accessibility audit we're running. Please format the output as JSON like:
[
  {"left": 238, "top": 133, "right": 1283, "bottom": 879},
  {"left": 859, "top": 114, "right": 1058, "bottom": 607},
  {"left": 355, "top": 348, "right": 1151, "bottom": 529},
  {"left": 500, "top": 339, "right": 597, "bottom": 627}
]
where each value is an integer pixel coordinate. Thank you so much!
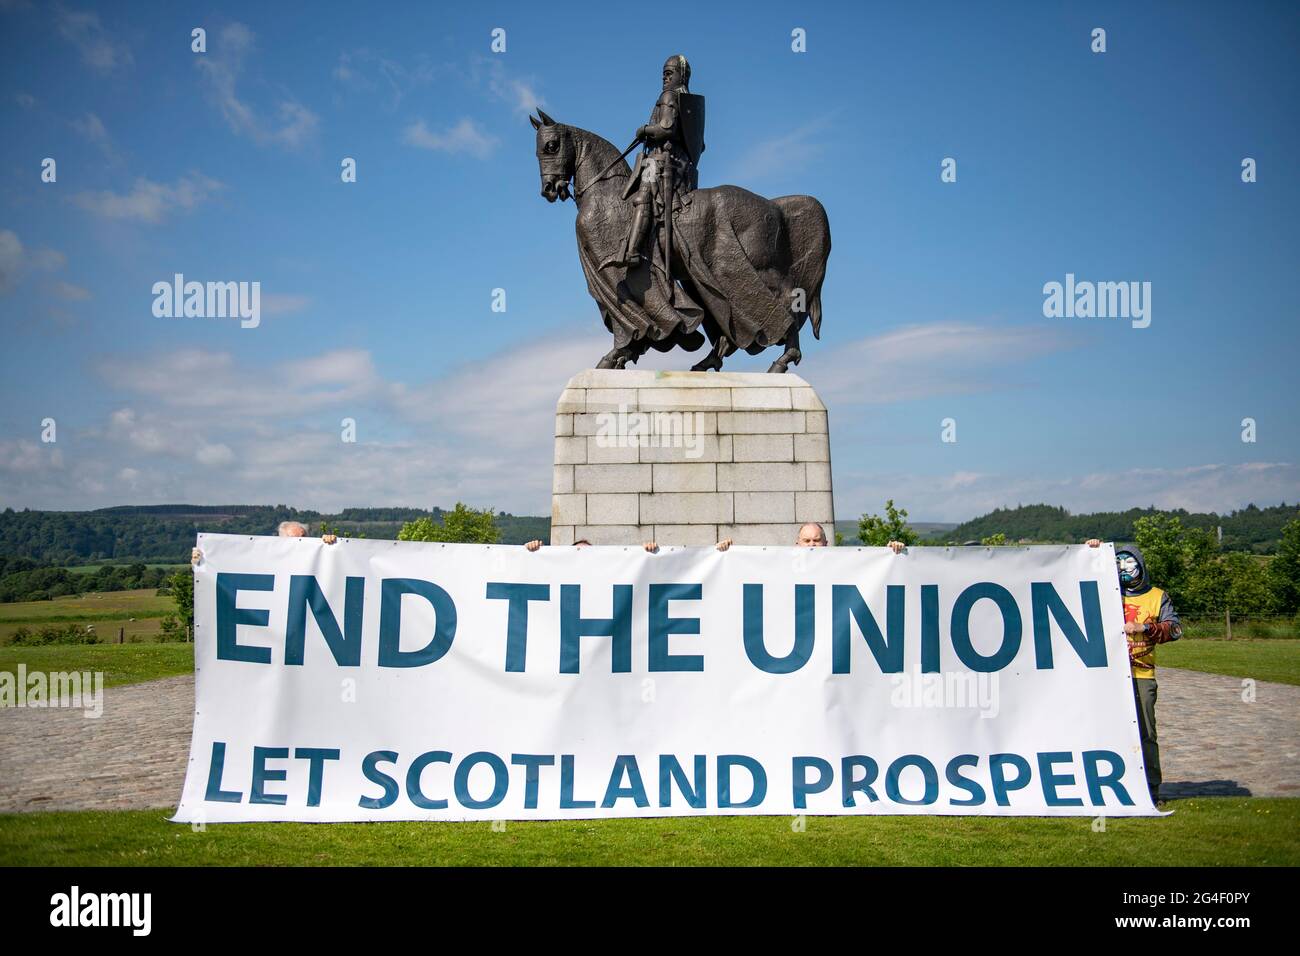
[
  {"left": 0, "top": 589, "right": 172, "bottom": 644},
  {"left": 0, "top": 798, "right": 1294, "bottom": 866},
  {"left": 1157, "top": 638, "right": 1300, "bottom": 685},
  {"left": 0, "top": 643, "right": 193, "bottom": 688},
  {"left": 1181, "top": 616, "right": 1297, "bottom": 640}
]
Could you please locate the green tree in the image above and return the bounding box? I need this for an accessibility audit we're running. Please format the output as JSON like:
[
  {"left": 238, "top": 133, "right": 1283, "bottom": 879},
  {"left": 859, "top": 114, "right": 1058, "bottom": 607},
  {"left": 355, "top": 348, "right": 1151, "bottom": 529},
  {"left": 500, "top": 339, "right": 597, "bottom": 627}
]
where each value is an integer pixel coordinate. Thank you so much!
[
  {"left": 398, "top": 503, "right": 501, "bottom": 544},
  {"left": 980, "top": 533, "right": 1008, "bottom": 546},
  {"left": 1132, "top": 514, "right": 1187, "bottom": 594},
  {"left": 1270, "top": 519, "right": 1300, "bottom": 614},
  {"left": 318, "top": 520, "right": 364, "bottom": 540},
  {"left": 166, "top": 567, "right": 194, "bottom": 628},
  {"left": 858, "top": 500, "right": 918, "bottom": 547},
  {"left": 1131, "top": 515, "right": 1213, "bottom": 602}
]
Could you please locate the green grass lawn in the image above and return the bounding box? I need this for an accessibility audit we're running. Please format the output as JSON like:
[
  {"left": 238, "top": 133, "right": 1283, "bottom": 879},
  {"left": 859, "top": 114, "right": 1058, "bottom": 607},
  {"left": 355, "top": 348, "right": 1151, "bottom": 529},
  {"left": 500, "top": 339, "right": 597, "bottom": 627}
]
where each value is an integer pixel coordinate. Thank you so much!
[
  {"left": 0, "top": 799, "right": 1294, "bottom": 866},
  {"left": 0, "top": 643, "right": 193, "bottom": 689},
  {"left": 1157, "top": 638, "right": 1300, "bottom": 685}
]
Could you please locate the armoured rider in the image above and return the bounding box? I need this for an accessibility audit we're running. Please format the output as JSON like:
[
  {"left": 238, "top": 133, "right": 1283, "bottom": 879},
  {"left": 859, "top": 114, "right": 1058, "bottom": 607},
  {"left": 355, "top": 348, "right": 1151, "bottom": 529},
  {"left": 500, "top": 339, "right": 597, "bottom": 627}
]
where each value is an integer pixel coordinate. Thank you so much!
[{"left": 616, "top": 55, "right": 706, "bottom": 268}]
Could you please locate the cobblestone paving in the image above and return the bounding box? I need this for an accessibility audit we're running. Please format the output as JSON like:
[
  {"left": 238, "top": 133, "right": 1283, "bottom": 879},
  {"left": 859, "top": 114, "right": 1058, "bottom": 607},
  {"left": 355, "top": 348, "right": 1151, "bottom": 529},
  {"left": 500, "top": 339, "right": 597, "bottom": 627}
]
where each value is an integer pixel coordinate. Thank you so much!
[
  {"left": 0, "top": 675, "right": 193, "bottom": 813},
  {"left": 0, "top": 668, "right": 1296, "bottom": 812}
]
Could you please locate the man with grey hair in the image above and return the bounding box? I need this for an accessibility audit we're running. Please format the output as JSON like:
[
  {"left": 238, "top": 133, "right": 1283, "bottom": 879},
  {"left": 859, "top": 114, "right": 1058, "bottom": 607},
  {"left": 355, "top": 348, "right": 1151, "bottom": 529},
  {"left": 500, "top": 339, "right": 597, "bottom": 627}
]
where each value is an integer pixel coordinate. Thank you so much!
[
  {"left": 792, "top": 521, "right": 905, "bottom": 552},
  {"left": 279, "top": 521, "right": 336, "bottom": 543},
  {"left": 797, "top": 522, "right": 829, "bottom": 547},
  {"left": 191, "top": 521, "right": 335, "bottom": 565}
]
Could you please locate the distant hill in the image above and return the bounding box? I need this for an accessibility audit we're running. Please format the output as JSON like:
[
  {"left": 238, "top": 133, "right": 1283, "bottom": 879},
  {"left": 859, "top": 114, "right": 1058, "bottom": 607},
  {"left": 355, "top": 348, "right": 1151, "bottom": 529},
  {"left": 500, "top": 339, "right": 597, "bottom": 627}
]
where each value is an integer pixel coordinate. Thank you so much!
[
  {"left": 834, "top": 520, "right": 957, "bottom": 543},
  {"left": 0, "top": 505, "right": 549, "bottom": 563},
  {"left": 3, "top": 500, "right": 1294, "bottom": 563},
  {"left": 945, "top": 503, "right": 1297, "bottom": 552}
]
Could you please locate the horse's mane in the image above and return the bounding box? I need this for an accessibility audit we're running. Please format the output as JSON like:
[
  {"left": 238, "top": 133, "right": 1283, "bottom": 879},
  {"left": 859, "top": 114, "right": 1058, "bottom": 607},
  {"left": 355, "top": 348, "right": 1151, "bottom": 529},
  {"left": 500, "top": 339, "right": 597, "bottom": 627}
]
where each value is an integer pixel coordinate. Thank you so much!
[{"left": 571, "top": 124, "right": 629, "bottom": 184}]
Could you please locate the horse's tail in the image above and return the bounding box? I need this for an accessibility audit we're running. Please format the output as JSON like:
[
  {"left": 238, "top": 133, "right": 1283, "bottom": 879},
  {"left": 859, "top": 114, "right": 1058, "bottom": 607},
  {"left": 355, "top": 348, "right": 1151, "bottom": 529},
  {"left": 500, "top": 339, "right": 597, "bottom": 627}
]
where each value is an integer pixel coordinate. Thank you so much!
[{"left": 773, "top": 195, "right": 830, "bottom": 339}]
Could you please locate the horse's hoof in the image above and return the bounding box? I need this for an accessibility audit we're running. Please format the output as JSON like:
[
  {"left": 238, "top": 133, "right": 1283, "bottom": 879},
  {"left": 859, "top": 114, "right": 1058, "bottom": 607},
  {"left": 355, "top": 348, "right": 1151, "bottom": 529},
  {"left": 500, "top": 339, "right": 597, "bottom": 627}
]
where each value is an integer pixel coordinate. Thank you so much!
[
  {"left": 767, "top": 348, "right": 801, "bottom": 373},
  {"left": 691, "top": 356, "right": 722, "bottom": 372},
  {"left": 597, "top": 348, "right": 627, "bottom": 370}
]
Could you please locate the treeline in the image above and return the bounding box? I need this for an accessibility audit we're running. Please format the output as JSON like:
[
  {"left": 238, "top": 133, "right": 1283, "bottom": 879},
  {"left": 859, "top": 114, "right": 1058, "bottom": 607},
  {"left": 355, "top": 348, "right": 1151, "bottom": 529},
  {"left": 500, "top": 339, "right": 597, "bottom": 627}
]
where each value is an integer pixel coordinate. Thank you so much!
[
  {"left": 1122, "top": 514, "right": 1299, "bottom": 618},
  {"left": 0, "top": 557, "right": 173, "bottom": 603},
  {"left": 858, "top": 500, "right": 1300, "bottom": 621},
  {"left": 947, "top": 503, "right": 1298, "bottom": 553},
  {"left": 0, "top": 504, "right": 549, "bottom": 563}
]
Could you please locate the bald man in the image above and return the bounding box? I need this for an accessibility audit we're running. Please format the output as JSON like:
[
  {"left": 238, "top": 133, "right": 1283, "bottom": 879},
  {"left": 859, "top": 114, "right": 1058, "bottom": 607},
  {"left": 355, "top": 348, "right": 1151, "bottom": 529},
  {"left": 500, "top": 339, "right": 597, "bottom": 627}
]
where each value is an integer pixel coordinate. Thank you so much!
[
  {"left": 192, "top": 521, "right": 336, "bottom": 565},
  {"left": 791, "top": 522, "right": 905, "bottom": 552}
]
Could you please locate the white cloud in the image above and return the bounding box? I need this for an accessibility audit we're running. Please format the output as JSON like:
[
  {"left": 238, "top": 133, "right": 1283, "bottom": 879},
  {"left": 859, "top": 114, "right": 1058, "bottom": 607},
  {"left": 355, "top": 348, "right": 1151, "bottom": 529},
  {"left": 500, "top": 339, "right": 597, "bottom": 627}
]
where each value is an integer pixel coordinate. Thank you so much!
[
  {"left": 0, "top": 439, "right": 63, "bottom": 474},
  {"left": 70, "top": 111, "right": 107, "bottom": 143},
  {"left": 728, "top": 117, "right": 833, "bottom": 183},
  {"left": 478, "top": 58, "right": 543, "bottom": 115},
  {"left": 197, "top": 22, "right": 319, "bottom": 148},
  {"left": 196, "top": 443, "right": 234, "bottom": 466},
  {"left": 0, "top": 229, "right": 67, "bottom": 294},
  {"left": 49, "top": 280, "right": 90, "bottom": 301},
  {"left": 55, "top": 6, "right": 132, "bottom": 72},
  {"left": 403, "top": 118, "right": 499, "bottom": 158},
  {"left": 837, "top": 463, "right": 1300, "bottom": 525},
  {"left": 814, "top": 321, "right": 1080, "bottom": 406},
  {"left": 95, "top": 348, "right": 388, "bottom": 419},
  {"left": 2, "top": 325, "right": 1295, "bottom": 521},
  {"left": 69, "top": 111, "right": 118, "bottom": 162},
  {"left": 333, "top": 49, "right": 436, "bottom": 110},
  {"left": 40, "top": 332, "right": 604, "bottom": 512},
  {"left": 70, "top": 173, "right": 223, "bottom": 224},
  {"left": 261, "top": 293, "right": 310, "bottom": 316}
]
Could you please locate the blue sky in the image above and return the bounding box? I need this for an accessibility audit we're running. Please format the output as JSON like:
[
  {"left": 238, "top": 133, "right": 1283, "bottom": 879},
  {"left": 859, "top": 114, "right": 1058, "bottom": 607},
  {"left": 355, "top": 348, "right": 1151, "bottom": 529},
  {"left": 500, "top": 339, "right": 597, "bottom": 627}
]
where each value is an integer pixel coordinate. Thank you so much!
[{"left": 1, "top": 0, "right": 1297, "bottom": 521}]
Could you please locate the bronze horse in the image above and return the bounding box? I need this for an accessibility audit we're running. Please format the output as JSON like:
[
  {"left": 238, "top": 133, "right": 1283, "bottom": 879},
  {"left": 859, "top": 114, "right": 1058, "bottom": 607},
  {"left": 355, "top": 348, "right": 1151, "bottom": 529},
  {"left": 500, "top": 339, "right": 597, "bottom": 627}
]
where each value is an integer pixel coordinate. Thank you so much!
[{"left": 532, "top": 110, "right": 830, "bottom": 373}]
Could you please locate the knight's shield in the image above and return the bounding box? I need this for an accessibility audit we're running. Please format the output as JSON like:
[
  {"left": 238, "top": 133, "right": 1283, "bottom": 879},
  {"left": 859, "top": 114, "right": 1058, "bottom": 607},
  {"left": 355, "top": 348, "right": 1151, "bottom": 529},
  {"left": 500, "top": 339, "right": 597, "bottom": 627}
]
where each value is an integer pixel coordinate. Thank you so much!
[{"left": 677, "top": 93, "right": 706, "bottom": 165}]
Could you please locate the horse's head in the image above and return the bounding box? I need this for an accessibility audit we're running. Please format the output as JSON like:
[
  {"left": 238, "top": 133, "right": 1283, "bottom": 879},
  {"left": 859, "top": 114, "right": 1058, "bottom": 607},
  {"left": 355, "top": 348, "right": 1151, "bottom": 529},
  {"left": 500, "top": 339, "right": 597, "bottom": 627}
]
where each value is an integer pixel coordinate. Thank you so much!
[{"left": 530, "top": 109, "right": 575, "bottom": 202}]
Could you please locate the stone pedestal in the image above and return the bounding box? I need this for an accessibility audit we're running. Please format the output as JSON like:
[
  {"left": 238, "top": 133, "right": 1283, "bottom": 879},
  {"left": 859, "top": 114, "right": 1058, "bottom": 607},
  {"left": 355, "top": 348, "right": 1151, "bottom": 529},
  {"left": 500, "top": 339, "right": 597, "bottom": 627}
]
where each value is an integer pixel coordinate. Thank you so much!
[{"left": 551, "top": 369, "right": 834, "bottom": 546}]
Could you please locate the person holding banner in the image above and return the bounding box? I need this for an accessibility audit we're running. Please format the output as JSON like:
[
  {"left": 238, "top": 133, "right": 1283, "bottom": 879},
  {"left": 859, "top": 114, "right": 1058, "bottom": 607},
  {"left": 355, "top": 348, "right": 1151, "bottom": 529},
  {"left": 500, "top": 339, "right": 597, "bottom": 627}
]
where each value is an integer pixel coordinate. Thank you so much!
[
  {"left": 525, "top": 539, "right": 664, "bottom": 551},
  {"left": 277, "top": 521, "right": 338, "bottom": 544},
  {"left": 1088, "top": 539, "right": 1182, "bottom": 804},
  {"left": 191, "top": 525, "right": 337, "bottom": 564},
  {"left": 520, "top": 528, "right": 906, "bottom": 551}
]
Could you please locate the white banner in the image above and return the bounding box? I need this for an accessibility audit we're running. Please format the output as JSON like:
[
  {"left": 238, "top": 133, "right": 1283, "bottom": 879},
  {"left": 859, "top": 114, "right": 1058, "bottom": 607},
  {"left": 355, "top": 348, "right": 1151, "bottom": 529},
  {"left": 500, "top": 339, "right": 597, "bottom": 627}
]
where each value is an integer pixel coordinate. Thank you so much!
[{"left": 173, "top": 534, "right": 1159, "bottom": 822}]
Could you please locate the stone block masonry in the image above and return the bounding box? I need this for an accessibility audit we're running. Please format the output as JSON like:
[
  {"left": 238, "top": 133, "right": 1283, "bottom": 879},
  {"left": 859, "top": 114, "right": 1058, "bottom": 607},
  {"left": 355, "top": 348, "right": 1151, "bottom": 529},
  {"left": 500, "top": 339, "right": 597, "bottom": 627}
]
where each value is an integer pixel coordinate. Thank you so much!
[{"left": 551, "top": 369, "right": 834, "bottom": 546}]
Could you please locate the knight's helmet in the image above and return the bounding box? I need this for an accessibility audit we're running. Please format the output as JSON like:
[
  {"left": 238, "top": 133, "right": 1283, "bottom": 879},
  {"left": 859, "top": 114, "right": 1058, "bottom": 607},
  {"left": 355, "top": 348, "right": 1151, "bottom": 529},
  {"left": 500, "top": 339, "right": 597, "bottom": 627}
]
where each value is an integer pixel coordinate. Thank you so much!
[{"left": 663, "top": 54, "right": 691, "bottom": 91}]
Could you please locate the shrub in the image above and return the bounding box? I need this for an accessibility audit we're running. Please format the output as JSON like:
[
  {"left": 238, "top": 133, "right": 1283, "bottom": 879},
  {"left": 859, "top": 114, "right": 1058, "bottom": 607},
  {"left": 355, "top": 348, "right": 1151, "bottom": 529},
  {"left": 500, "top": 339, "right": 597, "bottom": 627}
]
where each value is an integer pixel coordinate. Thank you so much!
[{"left": 8, "top": 623, "right": 100, "bottom": 646}]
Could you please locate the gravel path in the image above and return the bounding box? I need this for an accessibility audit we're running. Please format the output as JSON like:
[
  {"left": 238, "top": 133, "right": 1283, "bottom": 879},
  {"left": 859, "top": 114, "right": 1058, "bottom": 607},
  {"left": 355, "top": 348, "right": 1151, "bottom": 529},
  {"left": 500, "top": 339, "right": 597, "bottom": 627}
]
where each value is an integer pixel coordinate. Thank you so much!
[{"left": 0, "top": 668, "right": 1296, "bottom": 812}]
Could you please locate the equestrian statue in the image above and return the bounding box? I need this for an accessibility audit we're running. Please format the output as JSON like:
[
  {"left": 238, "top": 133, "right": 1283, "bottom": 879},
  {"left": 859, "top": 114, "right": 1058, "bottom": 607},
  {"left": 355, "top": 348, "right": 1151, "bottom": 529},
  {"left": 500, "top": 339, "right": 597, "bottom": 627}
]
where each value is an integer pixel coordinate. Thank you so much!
[{"left": 532, "top": 55, "right": 830, "bottom": 373}]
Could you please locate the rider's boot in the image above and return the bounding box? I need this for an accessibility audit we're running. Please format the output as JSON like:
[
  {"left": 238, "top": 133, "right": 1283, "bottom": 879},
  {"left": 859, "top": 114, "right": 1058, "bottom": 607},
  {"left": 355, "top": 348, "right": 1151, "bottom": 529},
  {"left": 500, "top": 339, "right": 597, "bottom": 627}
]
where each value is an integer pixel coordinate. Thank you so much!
[{"left": 615, "top": 205, "right": 650, "bottom": 268}]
